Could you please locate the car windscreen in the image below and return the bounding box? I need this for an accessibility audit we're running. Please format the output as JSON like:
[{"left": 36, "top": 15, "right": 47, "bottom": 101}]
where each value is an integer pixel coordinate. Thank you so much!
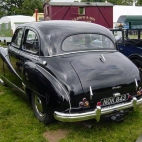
[{"left": 62, "top": 34, "right": 115, "bottom": 52}]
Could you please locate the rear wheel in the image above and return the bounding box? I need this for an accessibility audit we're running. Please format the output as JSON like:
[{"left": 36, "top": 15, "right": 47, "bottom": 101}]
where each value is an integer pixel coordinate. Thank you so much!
[{"left": 31, "top": 92, "right": 55, "bottom": 125}]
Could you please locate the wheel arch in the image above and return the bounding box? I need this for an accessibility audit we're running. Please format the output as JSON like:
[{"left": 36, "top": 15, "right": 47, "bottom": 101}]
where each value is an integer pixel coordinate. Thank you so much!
[
  {"left": 128, "top": 54, "right": 142, "bottom": 62},
  {"left": 24, "top": 62, "right": 70, "bottom": 102},
  {"left": 35, "top": 65, "right": 70, "bottom": 102},
  {"left": 128, "top": 54, "right": 142, "bottom": 78}
]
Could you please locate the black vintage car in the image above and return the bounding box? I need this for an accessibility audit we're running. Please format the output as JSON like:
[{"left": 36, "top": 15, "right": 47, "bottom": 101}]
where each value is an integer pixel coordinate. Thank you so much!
[{"left": 0, "top": 21, "right": 142, "bottom": 125}]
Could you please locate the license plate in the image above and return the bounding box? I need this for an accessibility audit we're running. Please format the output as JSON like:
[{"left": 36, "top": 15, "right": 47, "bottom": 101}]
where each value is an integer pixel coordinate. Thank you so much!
[{"left": 101, "top": 94, "right": 129, "bottom": 106}]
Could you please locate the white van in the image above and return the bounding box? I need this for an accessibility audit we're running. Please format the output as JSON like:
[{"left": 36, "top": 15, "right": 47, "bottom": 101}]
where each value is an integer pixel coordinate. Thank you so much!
[{"left": 0, "top": 15, "right": 35, "bottom": 44}]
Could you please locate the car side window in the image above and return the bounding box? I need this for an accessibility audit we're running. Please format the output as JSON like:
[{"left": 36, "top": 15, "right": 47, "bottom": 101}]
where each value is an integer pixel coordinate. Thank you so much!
[
  {"left": 23, "top": 29, "right": 39, "bottom": 53},
  {"left": 127, "top": 30, "right": 138, "bottom": 39},
  {"left": 11, "top": 28, "right": 23, "bottom": 48}
]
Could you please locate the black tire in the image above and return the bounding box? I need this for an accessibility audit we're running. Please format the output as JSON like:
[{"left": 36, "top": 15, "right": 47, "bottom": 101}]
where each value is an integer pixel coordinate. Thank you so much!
[
  {"left": 132, "top": 59, "right": 142, "bottom": 70},
  {"left": 132, "top": 59, "right": 142, "bottom": 78},
  {"left": 31, "top": 92, "right": 55, "bottom": 125}
]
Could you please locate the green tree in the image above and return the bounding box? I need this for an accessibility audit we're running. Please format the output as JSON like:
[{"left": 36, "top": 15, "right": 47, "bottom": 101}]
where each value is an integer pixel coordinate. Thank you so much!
[
  {"left": 15, "top": 0, "right": 44, "bottom": 15},
  {"left": 0, "top": 0, "right": 44, "bottom": 16},
  {"left": 0, "top": 10, "right": 4, "bottom": 18},
  {"left": 137, "top": 0, "right": 142, "bottom": 5},
  {"left": 121, "top": 0, "right": 134, "bottom": 5},
  {"left": 81, "top": 0, "right": 104, "bottom": 2}
]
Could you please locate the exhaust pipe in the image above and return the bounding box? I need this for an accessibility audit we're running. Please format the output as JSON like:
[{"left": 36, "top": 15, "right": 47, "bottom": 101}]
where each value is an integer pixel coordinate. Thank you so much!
[
  {"left": 0, "top": 79, "right": 4, "bottom": 85},
  {"left": 103, "top": 109, "right": 130, "bottom": 122},
  {"left": 111, "top": 112, "right": 124, "bottom": 122},
  {"left": 111, "top": 115, "right": 117, "bottom": 121}
]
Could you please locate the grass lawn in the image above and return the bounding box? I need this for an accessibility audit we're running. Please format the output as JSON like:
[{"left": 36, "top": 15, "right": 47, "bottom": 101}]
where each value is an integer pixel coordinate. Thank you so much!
[
  {"left": 0, "top": 45, "right": 142, "bottom": 142},
  {"left": 0, "top": 84, "right": 142, "bottom": 142}
]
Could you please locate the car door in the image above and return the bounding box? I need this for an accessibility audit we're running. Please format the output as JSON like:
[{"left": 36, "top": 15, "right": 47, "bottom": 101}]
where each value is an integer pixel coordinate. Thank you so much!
[
  {"left": 19, "top": 28, "right": 40, "bottom": 91},
  {"left": 124, "top": 29, "right": 142, "bottom": 56},
  {"left": 4, "top": 27, "right": 24, "bottom": 91}
]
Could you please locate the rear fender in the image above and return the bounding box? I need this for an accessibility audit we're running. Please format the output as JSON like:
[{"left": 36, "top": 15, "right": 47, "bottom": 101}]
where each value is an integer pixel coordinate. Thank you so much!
[
  {"left": 23, "top": 62, "right": 70, "bottom": 104},
  {"left": 35, "top": 65, "right": 70, "bottom": 103},
  {"left": 23, "top": 61, "right": 36, "bottom": 91}
]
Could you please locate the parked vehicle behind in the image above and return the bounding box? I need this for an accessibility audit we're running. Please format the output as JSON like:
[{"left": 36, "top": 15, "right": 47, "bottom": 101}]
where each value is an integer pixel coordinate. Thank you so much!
[
  {"left": 0, "top": 21, "right": 142, "bottom": 125},
  {"left": 111, "top": 28, "right": 142, "bottom": 74},
  {"left": 0, "top": 15, "right": 35, "bottom": 45}
]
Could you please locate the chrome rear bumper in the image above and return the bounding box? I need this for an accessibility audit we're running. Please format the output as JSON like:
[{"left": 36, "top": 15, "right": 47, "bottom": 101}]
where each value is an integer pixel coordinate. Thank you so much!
[{"left": 54, "top": 97, "right": 142, "bottom": 122}]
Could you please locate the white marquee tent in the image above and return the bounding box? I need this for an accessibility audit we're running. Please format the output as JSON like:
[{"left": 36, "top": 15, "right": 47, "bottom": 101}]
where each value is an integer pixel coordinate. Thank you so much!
[{"left": 113, "top": 5, "right": 142, "bottom": 27}]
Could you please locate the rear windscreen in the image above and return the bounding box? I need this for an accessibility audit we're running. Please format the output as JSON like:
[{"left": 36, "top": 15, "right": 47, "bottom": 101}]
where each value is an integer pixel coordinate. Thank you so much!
[{"left": 62, "top": 34, "right": 115, "bottom": 52}]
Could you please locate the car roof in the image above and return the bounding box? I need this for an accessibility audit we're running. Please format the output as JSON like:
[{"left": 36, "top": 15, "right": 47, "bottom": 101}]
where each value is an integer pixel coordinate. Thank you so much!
[
  {"left": 20, "top": 20, "right": 112, "bottom": 36},
  {"left": 18, "top": 20, "right": 116, "bottom": 56}
]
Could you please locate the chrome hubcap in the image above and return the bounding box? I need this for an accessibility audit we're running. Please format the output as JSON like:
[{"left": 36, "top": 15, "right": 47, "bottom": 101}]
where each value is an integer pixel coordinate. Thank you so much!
[{"left": 35, "top": 94, "right": 45, "bottom": 117}]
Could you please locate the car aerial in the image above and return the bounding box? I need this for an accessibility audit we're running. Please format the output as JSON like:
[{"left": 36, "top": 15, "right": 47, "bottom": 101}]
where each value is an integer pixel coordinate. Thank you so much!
[
  {"left": 111, "top": 28, "right": 142, "bottom": 74},
  {"left": 0, "top": 21, "right": 142, "bottom": 125}
]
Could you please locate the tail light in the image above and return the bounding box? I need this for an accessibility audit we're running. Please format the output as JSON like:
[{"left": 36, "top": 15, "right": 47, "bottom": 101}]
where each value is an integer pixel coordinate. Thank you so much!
[
  {"left": 137, "top": 87, "right": 142, "bottom": 96},
  {"left": 96, "top": 102, "right": 101, "bottom": 106},
  {"left": 128, "top": 95, "right": 132, "bottom": 100},
  {"left": 79, "top": 98, "right": 89, "bottom": 107}
]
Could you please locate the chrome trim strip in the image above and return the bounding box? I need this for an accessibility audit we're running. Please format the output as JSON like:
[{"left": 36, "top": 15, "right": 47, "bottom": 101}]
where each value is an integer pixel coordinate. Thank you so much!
[
  {"left": 90, "top": 86, "right": 93, "bottom": 100},
  {"left": 42, "top": 50, "right": 117, "bottom": 58},
  {"left": 112, "top": 86, "right": 121, "bottom": 89},
  {"left": 1, "top": 76, "right": 26, "bottom": 95},
  {"left": 100, "top": 54, "right": 106, "bottom": 62},
  {"left": 135, "top": 78, "right": 138, "bottom": 88},
  {"left": 54, "top": 97, "right": 142, "bottom": 122},
  {"left": 0, "top": 78, "right": 4, "bottom": 85},
  {"left": 20, "top": 50, "right": 39, "bottom": 58},
  {"left": 36, "top": 65, "right": 71, "bottom": 112},
  {"left": 22, "top": 82, "right": 26, "bottom": 91}
]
